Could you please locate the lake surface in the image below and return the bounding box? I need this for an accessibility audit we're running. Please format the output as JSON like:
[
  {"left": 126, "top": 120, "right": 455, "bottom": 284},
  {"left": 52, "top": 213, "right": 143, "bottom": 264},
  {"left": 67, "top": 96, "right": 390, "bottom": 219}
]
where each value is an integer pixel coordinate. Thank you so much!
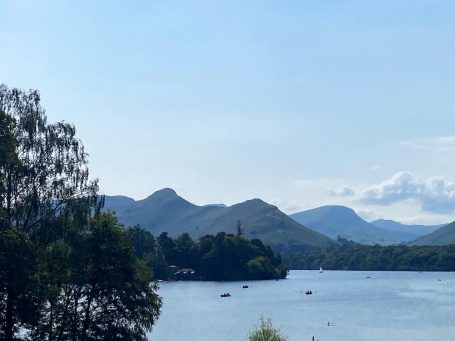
[{"left": 148, "top": 270, "right": 455, "bottom": 341}]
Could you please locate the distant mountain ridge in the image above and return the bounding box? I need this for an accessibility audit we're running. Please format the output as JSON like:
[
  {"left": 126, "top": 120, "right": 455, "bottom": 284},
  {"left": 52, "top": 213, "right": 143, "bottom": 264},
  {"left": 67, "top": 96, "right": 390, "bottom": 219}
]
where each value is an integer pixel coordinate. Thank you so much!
[
  {"left": 290, "top": 205, "right": 406, "bottom": 245},
  {"left": 104, "top": 190, "right": 449, "bottom": 247},
  {"left": 103, "top": 188, "right": 334, "bottom": 250},
  {"left": 410, "top": 221, "right": 455, "bottom": 246},
  {"left": 370, "top": 219, "right": 443, "bottom": 241}
]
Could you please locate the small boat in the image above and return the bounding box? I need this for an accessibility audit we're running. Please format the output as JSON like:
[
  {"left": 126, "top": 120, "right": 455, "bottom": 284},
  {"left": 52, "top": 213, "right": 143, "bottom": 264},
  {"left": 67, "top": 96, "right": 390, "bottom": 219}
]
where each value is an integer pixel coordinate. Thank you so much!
[
  {"left": 319, "top": 266, "right": 324, "bottom": 273},
  {"left": 305, "top": 290, "right": 312, "bottom": 295},
  {"left": 242, "top": 285, "right": 249, "bottom": 289},
  {"left": 220, "top": 293, "right": 231, "bottom": 297}
]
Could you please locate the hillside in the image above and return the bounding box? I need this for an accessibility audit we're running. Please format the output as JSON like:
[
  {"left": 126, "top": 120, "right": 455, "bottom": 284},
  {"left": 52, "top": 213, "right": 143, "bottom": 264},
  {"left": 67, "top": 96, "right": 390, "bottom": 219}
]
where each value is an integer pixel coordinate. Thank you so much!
[
  {"left": 102, "top": 195, "right": 135, "bottom": 212},
  {"left": 410, "top": 221, "right": 455, "bottom": 246},
  {"left": 104, "top": 189, "right": 334, "bottom": 250},
  {"left": 290, "top": 205, "right": 401, "bottom": 245},
  {"left": 371, "top": 219, "right": 443, "bottom": 241}
]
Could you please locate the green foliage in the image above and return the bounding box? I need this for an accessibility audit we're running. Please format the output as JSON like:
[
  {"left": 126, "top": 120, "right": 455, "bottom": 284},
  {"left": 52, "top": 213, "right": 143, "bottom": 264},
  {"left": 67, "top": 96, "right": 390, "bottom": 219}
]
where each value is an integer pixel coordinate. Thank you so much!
[
  {"left": 285, "top": 238, "right": 455, "bottom": 271},
  {"left": 0, "top": 85, "right": 162, "bottom": 340},
  {"left": 129, "top": 225, "right": 157, "bottom": 259},
  {"left": 248, "top": 317, "right": 288, "bottom": 341},
  {"left": 236, "top": 219, "right": 243, "bottom": 237},
  {"left": 127, "top": 228, "right": 288, "bottom": 281},
  {"left": 29, "top": 213, "right": 163, "bottom": 341},
  {"left": 0, "top": 85, "right": 100, "bottom": 234},
  {"left": 0, "top": 228, "right": 41, "bottom": 340}
]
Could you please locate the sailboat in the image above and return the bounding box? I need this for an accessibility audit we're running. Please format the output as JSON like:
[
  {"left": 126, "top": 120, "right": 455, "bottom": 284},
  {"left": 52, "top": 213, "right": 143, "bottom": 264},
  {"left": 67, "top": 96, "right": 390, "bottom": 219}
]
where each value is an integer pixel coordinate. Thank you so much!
[{"left": 319, "top": 266, "right": 324, "bottom": 273}]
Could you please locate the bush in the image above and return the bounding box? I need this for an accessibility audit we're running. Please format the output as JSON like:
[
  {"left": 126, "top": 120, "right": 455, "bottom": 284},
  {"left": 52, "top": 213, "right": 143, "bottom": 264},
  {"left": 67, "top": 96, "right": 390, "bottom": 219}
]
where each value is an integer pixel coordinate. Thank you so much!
[{"left": 248, "top": 317, "right": 288, "bottom": 341}]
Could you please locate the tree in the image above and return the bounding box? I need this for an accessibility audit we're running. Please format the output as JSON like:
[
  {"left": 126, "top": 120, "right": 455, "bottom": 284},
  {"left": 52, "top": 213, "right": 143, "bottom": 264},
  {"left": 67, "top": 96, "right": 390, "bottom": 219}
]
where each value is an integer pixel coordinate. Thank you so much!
[
  {"left": 0, "top": 85, "right": 162, "bottom": 340},
  {"left": 80, "top": 214, "right": 161, "bottom": 340},
  {"left": 29, "top": 213, "right": 163, "bottom": 341},
  {"left": 127, "top": 226, "right": 168, "bottom": 280},
  {"left": 236, "top": 219, "right": 243, "bottom": 237},
  {"left": 0, "top": 228, "right": 40, "bottom": 340},
  {"left": 157, "top": 232, "right": 175, "bottom": 264},
  {"left": 248, "top": 317, "right": 288, "bottom": 341},
  {"left": 0, "top": 84, "right": 101, "bottom": 340},
  {"left": 0, "top": 85, "right": 100, "bottom": 236},
  {"left": 173, "top": 233, "right": 196, "bottom": 267},
  {"left": 127, "top": 225, "right": 157, "bottom": 259}
]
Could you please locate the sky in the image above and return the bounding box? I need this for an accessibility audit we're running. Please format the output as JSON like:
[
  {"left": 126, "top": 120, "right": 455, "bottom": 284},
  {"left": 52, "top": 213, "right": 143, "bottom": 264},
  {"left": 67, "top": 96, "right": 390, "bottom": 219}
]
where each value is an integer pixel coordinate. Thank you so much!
[{"left": 1, "top": 0, "right": 455, "bottom": 224}]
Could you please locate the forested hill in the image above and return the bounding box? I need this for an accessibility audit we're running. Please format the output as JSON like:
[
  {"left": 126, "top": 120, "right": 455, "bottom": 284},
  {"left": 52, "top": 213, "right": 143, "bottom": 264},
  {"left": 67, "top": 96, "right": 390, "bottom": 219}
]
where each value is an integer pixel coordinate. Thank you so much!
[
  {"left": 127, "top": 227, "right": 288, "bottom": 281},
  {"left": 284, "top": 238, "right": 455, "bottom": 271},
  {"left": 104, "top": 189, "right": 334, "bottom": 250}
]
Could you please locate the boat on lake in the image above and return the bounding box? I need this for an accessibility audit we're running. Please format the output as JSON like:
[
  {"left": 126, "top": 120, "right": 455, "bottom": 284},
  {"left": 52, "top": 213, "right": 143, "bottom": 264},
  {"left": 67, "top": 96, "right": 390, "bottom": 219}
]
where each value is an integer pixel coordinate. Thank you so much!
[
  {"left": 220, "top": 293, "right": 231, "bottom": 297},
  {"left": 319, "top": 266, "right": 323, "bottom": 273}
]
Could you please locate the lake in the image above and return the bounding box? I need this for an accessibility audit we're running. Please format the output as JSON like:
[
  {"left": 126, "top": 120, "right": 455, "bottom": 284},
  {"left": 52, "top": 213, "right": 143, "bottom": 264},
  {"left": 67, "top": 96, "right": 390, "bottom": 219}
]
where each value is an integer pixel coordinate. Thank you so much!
[{"left": 148, "top": 270, "right": 455, "bottom": 341}]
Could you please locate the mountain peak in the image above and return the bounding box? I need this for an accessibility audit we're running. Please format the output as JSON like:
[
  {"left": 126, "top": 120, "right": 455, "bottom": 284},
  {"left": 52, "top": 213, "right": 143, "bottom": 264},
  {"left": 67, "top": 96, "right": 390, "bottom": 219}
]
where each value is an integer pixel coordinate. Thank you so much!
[
  {"left": 103, "top": 191, "right": 333, "bottom": 248},
  {"left": 290, "top": 205, "right": 397, "bottom": 244},
  {"left": 319, "top": 205, "right": 356, "bottom": 213},
  {"left": 241, "top": 198, "right": 274, "bottom": 208},
  {"left": 148, "top": 188, "right": 178, "bottom": 199}
]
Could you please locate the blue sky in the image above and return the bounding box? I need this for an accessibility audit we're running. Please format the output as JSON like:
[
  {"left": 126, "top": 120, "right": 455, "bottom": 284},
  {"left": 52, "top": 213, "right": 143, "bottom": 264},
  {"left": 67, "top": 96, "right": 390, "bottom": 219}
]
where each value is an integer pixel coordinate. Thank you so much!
[{"left": 1, "top": 0, "right": 455, "bottom": 224}]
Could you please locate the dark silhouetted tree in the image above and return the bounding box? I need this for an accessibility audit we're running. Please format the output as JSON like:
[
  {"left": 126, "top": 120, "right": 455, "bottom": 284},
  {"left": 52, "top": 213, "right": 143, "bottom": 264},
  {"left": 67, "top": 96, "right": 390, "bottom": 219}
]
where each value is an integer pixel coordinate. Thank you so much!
[
  {"left": 236, "top": 219, "right": 243, "bottom": 237},
  {"left": 0, "top": 85, "right": 162, "bottom": 340}
]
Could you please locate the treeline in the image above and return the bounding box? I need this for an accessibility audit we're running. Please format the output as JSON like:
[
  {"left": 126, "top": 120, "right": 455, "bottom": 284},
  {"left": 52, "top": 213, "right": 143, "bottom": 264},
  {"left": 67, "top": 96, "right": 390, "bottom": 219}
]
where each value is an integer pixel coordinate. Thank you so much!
[
  {"left": 0, "top": 85, "right": 161, "bottom": 341},
  {"left": 127, "top": 227, "right": 288, "bottom": 281},
  {"left": 285, "top": 238, "right": 455, "bottom": 271}
]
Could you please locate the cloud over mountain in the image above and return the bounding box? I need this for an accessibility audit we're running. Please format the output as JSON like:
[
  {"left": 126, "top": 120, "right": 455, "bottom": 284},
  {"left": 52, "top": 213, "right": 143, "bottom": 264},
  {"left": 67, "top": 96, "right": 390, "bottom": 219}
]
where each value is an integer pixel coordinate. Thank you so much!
[
  {"left": 360, "top": 172, "right": 455, "bottom": 213},
  {"left": 329, "top": 186, "right": 355, "bottom": 197}
]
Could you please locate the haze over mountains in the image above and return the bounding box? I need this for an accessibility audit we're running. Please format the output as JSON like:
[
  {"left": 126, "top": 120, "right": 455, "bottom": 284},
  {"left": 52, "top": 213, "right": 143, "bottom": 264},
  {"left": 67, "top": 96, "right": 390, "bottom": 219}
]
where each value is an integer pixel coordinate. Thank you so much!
[{"left": 104, "top": 188, "right": 453, "bottom": 248}]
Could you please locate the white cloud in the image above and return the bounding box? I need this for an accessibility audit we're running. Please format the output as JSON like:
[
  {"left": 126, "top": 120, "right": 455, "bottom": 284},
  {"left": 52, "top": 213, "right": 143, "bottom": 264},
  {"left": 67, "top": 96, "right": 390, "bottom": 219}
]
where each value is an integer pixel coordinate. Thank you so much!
[
  {"left": 271, "top": 200, "right": 303, "bottom": 214},
  {"left": 329, "top": 186, "right": 355, "bottom": 197},
  {"left": 399, "top": 136, "right": 455, "bottom": 152},
  {"left": 360, "top": 172, "right": 455, "bottom": 213},
  {"left": 355, "top": 208, "right": 383, "bottom": 222}
]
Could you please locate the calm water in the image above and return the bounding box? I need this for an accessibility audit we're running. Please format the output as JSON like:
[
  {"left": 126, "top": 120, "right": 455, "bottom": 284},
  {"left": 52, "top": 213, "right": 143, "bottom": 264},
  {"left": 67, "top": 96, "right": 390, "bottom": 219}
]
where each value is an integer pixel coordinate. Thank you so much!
[{"left": 148, "top": 270, "right": 455, "bottom": 341}]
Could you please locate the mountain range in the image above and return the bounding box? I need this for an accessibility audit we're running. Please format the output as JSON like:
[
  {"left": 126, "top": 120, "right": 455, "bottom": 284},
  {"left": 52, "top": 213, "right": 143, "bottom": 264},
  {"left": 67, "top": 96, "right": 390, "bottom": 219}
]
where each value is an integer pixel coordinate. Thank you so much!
[
  {"left": 103, "top": 188, "right": 453, "bottom": 247},
  {"left": 370, "top": 219, "right": 443, "bottom": 240},
  {"left": 410, "top": 221, "right": 455, "bottom": 246},
  {"left": 104, "top": 188, "right": 334, "bottom": 250},
  {"left": 290, "top": 206, "right": 403, "bottom": 245}
]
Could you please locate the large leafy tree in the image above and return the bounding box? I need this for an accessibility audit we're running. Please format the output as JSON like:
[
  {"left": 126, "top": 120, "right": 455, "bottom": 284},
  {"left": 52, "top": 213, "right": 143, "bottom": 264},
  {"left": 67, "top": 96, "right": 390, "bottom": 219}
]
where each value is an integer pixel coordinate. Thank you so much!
[
  {"left": 0, "top": 85, "right": 162, "bottom": 340},
  {"left": 0, "top": 84, "right": 99, "bottom": 340},
  {"left": 0, "top": 228, "right": 40, "bottom": 341},
  {"left": 31, "top": 213, "right": 162, "bottom": 341},
  {"left": 0, "top": 84, "right": 99, "bottom": 234}
]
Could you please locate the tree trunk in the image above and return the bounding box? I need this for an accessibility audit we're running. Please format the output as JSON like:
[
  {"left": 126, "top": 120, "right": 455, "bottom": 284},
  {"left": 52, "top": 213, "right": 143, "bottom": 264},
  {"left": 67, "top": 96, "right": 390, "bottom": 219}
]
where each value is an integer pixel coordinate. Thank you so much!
[
  {"left": 80, "top": 288, "right": 95, "bottom": 341},
  {"left": 6, "top": 166, "right": 12, "bottom": 227},
  {"left": 56, "top": 286, "right": 73, "bottom": 341},
  {"left": 4, "top": 284, "right": 14, "bottom": 341}
]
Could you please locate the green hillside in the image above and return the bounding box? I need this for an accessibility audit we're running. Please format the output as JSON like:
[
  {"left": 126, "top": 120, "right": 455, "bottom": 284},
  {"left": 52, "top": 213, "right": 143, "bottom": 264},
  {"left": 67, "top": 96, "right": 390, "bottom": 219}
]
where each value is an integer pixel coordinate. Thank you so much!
[
  {"left": 410, "top": 221, "right": 455, "bottom": 246},
  {"left": 104, "top": 189, "right": 334, "bottom": 250}
]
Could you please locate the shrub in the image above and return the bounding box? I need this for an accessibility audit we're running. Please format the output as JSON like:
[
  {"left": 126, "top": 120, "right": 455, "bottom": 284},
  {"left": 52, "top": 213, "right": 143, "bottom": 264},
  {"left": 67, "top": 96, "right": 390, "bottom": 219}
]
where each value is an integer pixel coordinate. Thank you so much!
[{"left": 248, "top": 317, "right": 288, "bottom": 341}]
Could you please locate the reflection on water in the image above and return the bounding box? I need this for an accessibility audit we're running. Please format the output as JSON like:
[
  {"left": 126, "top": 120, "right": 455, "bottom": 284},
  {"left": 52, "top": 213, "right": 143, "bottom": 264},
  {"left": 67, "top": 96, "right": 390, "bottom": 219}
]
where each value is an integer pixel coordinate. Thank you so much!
[{"left": 149, "top": 270, "right": 455, "bottom": 341}]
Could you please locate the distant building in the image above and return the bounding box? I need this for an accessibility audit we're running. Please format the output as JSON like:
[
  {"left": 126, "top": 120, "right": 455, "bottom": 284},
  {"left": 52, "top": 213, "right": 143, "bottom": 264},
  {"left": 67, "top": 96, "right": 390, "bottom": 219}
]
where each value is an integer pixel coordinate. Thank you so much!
[{"left": 167, "top": 265, "right": 197, "bottom": 281}]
